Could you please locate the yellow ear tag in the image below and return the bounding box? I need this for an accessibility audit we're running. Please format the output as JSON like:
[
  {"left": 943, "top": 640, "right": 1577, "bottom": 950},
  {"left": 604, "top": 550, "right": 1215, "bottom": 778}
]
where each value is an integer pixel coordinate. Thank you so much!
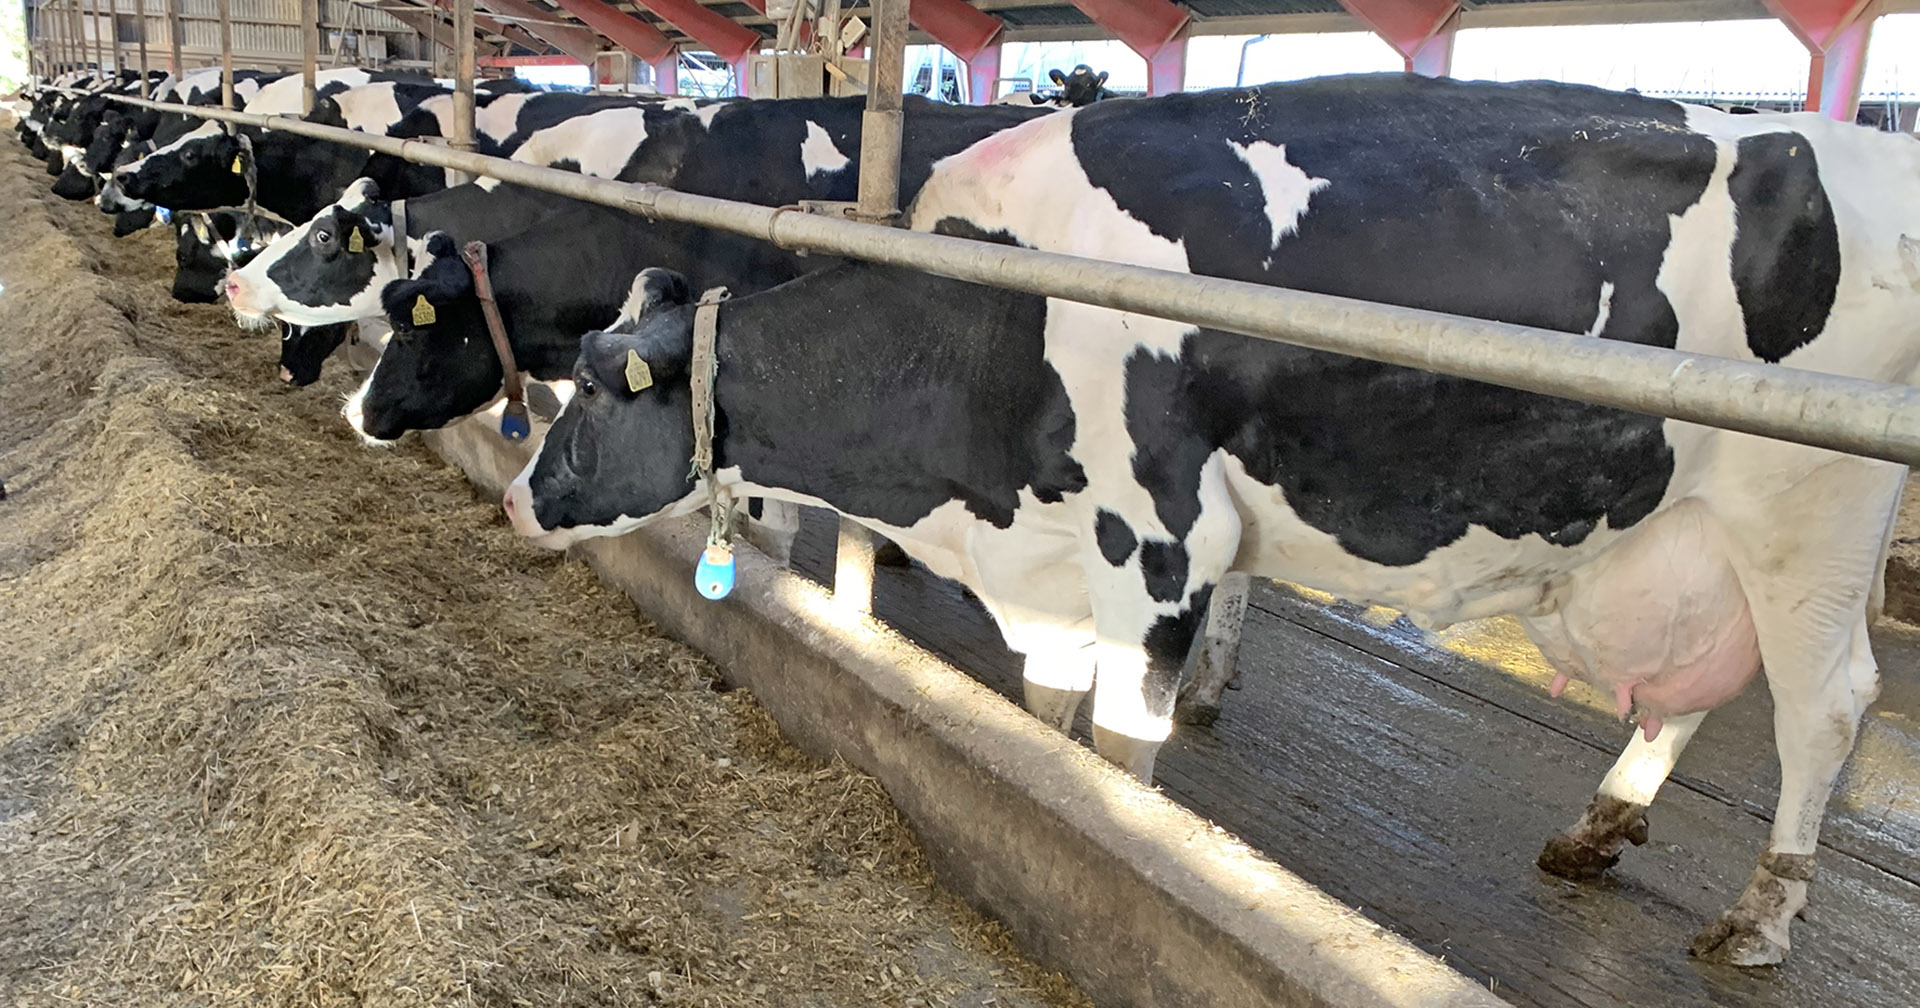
[
  {"left": 624, "top": 348, "right": 653, "bottom": 393},
  {"left": 411, "top": 295, "right": 437, "bottom": 327},
  {"left": 230, "top": 155, "right": 243, "bottom": 174},
  {"left": 347, "top": 229, "right": 364, "bottom": 253}
]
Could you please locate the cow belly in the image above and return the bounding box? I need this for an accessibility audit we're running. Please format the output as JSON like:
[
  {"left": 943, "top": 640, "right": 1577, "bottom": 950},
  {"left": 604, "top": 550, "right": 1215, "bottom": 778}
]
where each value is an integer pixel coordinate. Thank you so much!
[{"left": 1519, "top": 498, "right": 1760, "bottom": 731}]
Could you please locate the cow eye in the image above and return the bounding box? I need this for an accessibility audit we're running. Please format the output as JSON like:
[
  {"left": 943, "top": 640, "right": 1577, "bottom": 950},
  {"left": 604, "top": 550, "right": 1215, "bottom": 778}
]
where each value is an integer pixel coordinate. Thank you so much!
[
  {"left": 310, "top": 228, "right": 333, "bottom": 248},
  {"left": 579, "top": 378, "right": 598, "bottom": 398}
]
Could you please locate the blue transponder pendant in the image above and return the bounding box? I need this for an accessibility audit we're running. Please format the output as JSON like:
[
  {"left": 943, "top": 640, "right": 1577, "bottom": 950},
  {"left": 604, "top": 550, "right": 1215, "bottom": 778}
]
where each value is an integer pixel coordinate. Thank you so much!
[
  {"left": 695, "top": 544, "right": 736, "bottom": 600},
  {"left": 500, "top": 402, "right": 531, "bottom": 441},
  {"left": 155, "top": 207, "right": 172, "bottom": 223}
]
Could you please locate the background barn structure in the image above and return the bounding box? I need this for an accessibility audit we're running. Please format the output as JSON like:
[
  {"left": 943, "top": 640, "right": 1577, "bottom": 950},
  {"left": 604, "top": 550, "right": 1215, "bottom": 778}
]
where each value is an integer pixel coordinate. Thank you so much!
[{"left": 6, "top": 1, "right": 1920, "bottom": 1007}]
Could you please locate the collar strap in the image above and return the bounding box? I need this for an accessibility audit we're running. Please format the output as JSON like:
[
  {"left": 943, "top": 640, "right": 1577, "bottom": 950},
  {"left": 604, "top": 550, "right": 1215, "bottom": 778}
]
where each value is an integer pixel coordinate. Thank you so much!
[
  {"left": 460, "top": 240, "right": 530, "bottom": 441},
  {"left": 688, "top": 286, "right": 730, "bottom": 482}
]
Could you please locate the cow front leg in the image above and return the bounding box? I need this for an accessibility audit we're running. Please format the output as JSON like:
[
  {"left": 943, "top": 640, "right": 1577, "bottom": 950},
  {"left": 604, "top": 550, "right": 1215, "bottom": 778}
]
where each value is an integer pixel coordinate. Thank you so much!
[
  {"left": 1023, "top": 646, "right": 1097, "bottom": 733},
  {"left": 737, "top": 498, "right": 799, "bottom": 568},
  {"left": 1691, "top": 619, "right": 1875, "bottom": 965},
  {"left": 1174, "top": 571, "right": 1251, "bottom": 726},
  {"left": 1538, "top": 711, "right": 1705, "bottom": 879}
]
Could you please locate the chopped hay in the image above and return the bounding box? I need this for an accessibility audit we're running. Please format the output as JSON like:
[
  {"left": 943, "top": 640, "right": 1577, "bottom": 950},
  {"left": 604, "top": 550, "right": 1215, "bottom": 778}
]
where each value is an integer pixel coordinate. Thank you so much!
[{"left": 0, "top": 143, "right": 1092, "bottom": 1008}]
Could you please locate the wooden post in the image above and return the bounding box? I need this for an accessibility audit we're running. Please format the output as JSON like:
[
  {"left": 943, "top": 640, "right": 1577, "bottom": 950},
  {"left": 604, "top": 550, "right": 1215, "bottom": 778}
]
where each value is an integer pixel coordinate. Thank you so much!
[
  {"left": 451, "top": 0, "right": 476, "bottom": 181},
  {"left": 833, "top": 0, "right": 908, "bottom": 614},
  {"left": 91, "top": 0, "right": 105, "bottom": 73},
  {"left": 108, "top": 0, "right": 122, "bottom": 76},
  {"left": 69, "top": 0, "right": 86, "bottom": 72},
  {"left": 218, "top": 0, "right": 233, "bottom": 108},
  {"left": 135, "top": 0, "right": 151, "bottom": 94},
  {"left": 166, "top": 0, "right": 182, "bottom": 75},
  {"left": 300, "top": 0, "right": 318, "bottom": 113}
]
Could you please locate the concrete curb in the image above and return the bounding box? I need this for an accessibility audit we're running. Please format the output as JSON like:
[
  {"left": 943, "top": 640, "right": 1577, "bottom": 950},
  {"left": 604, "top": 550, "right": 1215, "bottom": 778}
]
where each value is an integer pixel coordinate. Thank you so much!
[{"left": 422, "top": 417, "right": 1513, "bottom": 1008}]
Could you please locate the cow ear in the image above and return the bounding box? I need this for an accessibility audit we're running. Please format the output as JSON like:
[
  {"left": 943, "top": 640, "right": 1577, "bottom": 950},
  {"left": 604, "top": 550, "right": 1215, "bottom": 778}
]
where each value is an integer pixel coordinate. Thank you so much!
[
  {"left": 1049, "top": 69, "right": 1066, "bottom": 85},
  {"left": 613, "top": 267, "right": 692, "bottom": 329},
  {"left": 1095, "top": 71, "right": 1108, "bottom": 87},
  {"left": 343, "top": 176, "right": 383, "bottom": 209}
]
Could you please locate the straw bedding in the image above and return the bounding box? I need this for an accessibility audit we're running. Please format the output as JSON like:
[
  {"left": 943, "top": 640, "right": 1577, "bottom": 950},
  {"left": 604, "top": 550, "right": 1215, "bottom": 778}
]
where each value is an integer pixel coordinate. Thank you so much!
[{"left": 0, "top": 141, "right": 1089, "bottom": 1008}]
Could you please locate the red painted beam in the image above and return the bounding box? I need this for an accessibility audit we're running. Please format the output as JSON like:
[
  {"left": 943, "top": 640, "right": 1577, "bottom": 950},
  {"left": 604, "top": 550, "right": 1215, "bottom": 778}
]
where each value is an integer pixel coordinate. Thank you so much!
[
  {"left": 479, "top": 54, "right": 586, "bottom": 67},
  {"left": 631, "top": 0, "right": 763, "bottom": 65},
  {"left": 1765, "top": 0, "right": 1877, "bottom": 119},
  {"left": 548, "top": 0, "right": 677, "bottom": 64},
  {"left": 910, "top": 0, "right": 1003, "bottom": 63},
  {"left": 1064, "top": 0, "right": 1187, "bottom": 62},
  {"left": 1338, "top": 0, "right": 1458, "bottom": 75},
  {"left": 471, "top": 0, "right": 605, "bottom": 66}
]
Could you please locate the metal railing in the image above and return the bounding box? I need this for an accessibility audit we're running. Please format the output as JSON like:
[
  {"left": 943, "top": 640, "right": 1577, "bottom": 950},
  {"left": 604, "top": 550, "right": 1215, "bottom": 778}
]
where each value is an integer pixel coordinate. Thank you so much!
[{"left": 61, "top": 87, "right": 1920, "bottom": 470}]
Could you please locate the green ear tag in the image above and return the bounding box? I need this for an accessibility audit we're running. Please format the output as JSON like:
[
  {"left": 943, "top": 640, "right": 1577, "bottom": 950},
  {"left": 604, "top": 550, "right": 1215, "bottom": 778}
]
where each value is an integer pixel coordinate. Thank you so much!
[
  {"left": 624, "top": 349, "right": 653, "bottom": 393},
  {"left": 230, "top": 155, "right": 243, "bottom": 174},
  {"left": 347, "top": 229, "right": 365, "bottom": 253},
  {"left": 411, "top": 295, "right": 436, "bottom": 327}
]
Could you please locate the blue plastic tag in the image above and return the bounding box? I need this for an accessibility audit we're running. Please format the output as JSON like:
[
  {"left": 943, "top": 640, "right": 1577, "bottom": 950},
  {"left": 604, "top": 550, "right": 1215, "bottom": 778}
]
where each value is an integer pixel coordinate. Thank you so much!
[
  {"left": 500, "top": 409, "right": 531, "bottom": 441},
  {"left": 155, "top": 207, "right": 171, "bottom": 223},
  {"left": 695, "top": 544, "right": 736, "bottom": 600}
]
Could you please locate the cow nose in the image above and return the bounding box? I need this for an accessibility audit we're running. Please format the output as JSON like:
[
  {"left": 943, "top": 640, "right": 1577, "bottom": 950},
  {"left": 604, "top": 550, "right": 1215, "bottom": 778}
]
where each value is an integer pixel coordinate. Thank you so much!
[
  {"left": 278, "top": 365, "right": 293, "bottom": 383},
  {"left": 224, "top": 276, "right": 243, "bottom": 301},
  {"left": 502, "top": 489, "right": 517, "bottom": 519}
]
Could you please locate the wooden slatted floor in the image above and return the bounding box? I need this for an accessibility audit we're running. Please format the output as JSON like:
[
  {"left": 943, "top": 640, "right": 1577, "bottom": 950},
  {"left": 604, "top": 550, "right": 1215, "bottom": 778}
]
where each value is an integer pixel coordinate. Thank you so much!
[{"left": 786, "top": 509, "right": 1920, "bottom": 1008}]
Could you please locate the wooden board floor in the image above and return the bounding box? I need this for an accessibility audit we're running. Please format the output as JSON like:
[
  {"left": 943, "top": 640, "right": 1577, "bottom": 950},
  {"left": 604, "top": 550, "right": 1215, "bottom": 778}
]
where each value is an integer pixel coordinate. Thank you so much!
[{"left": 786, "top": 509, "right": 1920, "bottom": 1008}]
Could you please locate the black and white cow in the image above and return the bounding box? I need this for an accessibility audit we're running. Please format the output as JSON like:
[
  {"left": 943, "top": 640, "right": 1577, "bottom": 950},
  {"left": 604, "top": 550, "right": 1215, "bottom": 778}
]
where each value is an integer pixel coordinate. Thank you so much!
[
  {"left": 998, "top": 65, "right": 1116, "bottom": 108},
  {"left": 105, "top": 69, "right": 429, "bottom": 220},
  {"left": 224, "top": 95, "right": 1040, "bottom": 433},
  {"left": 503, "top": 75, "right": 1919, "bottom": 967}
]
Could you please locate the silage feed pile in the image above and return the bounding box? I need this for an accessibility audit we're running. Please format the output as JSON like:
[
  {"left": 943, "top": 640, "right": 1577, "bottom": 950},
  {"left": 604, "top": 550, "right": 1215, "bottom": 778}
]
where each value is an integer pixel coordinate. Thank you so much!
[{"left": 0, "top": 144, "right": 1090, "bottom": 1008}]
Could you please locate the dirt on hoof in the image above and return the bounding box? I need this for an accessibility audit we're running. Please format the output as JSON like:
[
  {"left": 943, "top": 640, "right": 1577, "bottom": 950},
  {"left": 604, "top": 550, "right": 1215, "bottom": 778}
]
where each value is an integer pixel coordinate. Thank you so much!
[{"left": 0, "top": 140, "right": 1090, "bottom": 1008}]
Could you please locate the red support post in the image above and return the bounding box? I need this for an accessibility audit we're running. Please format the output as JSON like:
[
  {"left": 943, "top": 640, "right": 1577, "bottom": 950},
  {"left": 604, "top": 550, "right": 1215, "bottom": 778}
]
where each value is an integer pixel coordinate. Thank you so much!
[
  {"left": 1337, "top": 0, "right": 1459, "bottom": 76},
  {"left": 1146, "top": 36, "right": 1185, "bottom": 95},
  {"left": 909, "top": 0, "right": 1002, "bottom": 62},
  {"left": 905, "top": 0, "right": 1006, "bottom": 102},
  {"left": 966, "top": 42, "right": 1001, "bottom": 103},
  {"left": 1766, "top": 0, "right": 1878, "bottom": 120},
  {"left": 652, "top": 53, "right": 680, "bottom": 95},
  {"left": 1062, "top": 0, "right": 1188, "bottom": 93},
  {"left": 547, "top": 0, "right": 677, "bottom": 64}
]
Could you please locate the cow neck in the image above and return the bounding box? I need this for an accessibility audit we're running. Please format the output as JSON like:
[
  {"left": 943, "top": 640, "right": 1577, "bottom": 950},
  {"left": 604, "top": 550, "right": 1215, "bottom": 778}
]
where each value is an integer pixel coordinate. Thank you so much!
[{"left": 459, "top": 240, "right": 530, "bottom": 441}]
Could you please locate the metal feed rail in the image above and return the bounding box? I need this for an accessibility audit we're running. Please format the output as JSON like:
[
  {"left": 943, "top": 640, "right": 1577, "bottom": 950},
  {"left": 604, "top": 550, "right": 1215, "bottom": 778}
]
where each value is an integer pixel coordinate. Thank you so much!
[{"left": 68, "top": 88, "right": 1920, "bottom": 468}]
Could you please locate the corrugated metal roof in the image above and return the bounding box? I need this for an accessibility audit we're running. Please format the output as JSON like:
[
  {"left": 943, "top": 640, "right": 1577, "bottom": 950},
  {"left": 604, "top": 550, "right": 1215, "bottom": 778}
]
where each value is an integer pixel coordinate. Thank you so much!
[
  {"left": 995, "top": 5, "right": 1097, "bottom": 28},
  {"left": 1186, "top": 0, "right": 1349, "bottom": 17}
]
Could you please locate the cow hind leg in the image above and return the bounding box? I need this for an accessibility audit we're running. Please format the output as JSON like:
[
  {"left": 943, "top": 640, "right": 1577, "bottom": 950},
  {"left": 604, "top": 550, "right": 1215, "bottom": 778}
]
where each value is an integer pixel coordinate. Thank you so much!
[
  {"left": 1690, "top": 617, "right": 1876, "bottom": 966},
  {"left": 1538, "top": 711, "right": 1705, "bottom": 879},
  {"left": 1688, "top": 456, "right": 1896, "bottom": 965}
]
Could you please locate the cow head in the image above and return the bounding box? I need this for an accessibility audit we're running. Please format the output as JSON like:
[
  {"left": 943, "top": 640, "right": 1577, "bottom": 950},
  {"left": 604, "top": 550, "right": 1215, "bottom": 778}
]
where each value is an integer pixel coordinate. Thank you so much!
[
  {"left": 279, "top": 322, "right": 354, "bottom": 386},
  {"left": 171, "top": 212, "right": 238, "bottom": 303},
  {"left": 1049, "top": 65, "right": 1112, "bottom": 107},
  {"left": 110, "top": 206, "right": 156, "bottom": 237},
  {"left": 171, "top": 210, "right": 285, "bottom": 304},
  {"left": 224, "top": 179, "right": 401, "bottom": 327},
  {"left": 112, "top": 121, "right": 249, "bottom": 211},
  {"left": 342, "top": 231, "right": 495, "bottom": 442},
  {"left": 503, "top": 268, "right": 701, "bottom": 548}
]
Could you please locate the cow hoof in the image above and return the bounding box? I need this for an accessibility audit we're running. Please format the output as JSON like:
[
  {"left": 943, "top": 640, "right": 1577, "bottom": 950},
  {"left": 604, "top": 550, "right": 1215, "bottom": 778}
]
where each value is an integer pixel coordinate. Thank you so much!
[
  {"left": 1172, "top": 692, "right": 1220, "bottom": 727},
  {"left": 874, "top": 540, "right": 910, "bottom": 568},
  {"left": 1536, "top": 832, "right": 1621, "bottom": 880},
  {"left": 1689, "top": 916, "right": 1788, "bottom": 966}
]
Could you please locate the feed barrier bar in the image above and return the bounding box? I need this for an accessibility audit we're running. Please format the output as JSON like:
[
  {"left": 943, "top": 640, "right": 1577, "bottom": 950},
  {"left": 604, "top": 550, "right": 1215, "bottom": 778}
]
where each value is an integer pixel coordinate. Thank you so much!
[{"left": 73, "top": 88, "right": 1920, "bottom": 468}]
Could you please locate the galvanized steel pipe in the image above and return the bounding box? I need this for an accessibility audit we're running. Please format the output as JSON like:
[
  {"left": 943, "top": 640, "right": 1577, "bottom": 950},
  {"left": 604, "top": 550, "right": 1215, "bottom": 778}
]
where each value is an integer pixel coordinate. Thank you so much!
[{"left": 74, "top": 91, "right": 1920, "bottom": 469}]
